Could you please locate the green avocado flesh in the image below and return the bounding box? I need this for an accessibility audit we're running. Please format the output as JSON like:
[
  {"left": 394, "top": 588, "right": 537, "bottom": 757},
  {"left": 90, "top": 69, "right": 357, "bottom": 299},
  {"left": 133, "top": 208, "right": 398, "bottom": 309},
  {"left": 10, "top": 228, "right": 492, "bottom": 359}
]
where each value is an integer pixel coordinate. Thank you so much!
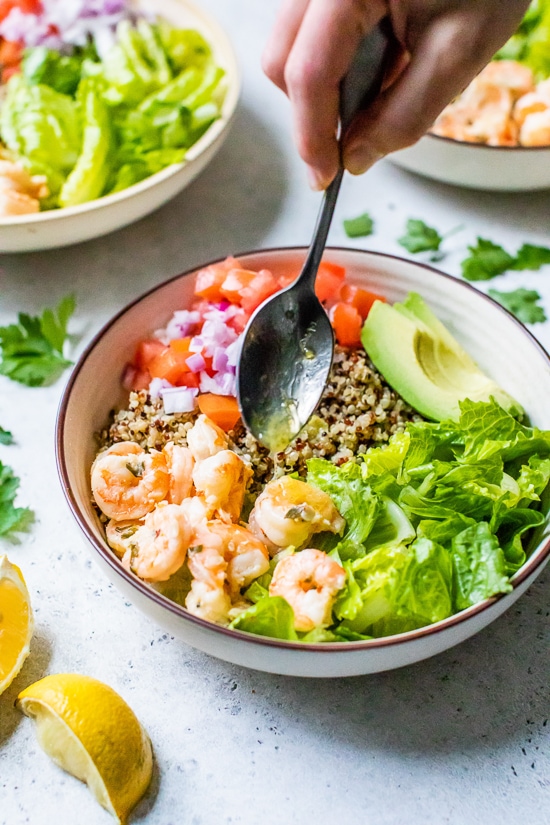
[{"left": 361, "top": 292, "right": 522, "bottom": 422}]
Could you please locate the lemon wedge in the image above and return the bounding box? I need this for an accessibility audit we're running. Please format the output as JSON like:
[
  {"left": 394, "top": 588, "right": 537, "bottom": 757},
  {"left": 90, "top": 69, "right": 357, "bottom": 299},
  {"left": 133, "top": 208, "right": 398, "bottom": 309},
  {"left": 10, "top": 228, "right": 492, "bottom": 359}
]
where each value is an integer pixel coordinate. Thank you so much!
[
  {"left": 16, "top": 673, "right": 153, "bottom": 824},
  {"left": 0, "top": 554, "right": 33, "bottom": 696}
]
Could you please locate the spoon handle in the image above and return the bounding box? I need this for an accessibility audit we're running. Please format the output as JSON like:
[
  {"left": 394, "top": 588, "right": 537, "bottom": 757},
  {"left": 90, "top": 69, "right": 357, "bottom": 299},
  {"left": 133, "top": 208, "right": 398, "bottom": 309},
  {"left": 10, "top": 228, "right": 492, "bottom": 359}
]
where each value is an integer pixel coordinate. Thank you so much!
[{"left": 299, "top": 21, "right": 389, "bottom": 290}]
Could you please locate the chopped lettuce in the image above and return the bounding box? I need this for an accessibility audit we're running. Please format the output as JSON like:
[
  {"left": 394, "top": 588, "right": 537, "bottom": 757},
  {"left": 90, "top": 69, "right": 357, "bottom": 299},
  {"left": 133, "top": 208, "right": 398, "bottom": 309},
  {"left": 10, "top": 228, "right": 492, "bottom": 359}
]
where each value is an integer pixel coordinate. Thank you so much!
[
  {"left": 59, "top": 78, "right": 114, "bottom": 207},
  {"left": 279, "top": 397, "right": 549, "bottom": 642}
]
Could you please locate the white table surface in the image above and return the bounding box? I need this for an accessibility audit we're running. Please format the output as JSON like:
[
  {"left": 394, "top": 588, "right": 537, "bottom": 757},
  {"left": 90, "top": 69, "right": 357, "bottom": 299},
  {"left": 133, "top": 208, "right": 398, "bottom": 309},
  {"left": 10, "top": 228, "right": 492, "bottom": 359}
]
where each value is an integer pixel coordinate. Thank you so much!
[{"left": 1, "top": 2, "right": 550, "bottom": 823}]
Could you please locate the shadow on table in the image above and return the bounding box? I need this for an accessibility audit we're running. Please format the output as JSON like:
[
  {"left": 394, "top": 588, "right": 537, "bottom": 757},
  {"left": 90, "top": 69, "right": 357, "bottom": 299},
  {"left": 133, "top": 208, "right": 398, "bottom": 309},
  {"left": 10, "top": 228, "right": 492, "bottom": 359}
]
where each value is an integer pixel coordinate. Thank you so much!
[
  {"left": 0, "top": 104, "right": 290, "bottom": 314},
  {"left": 208, "top": 569, "right": 549, "bottom": 757},
  {"left": 0, "top": 626, "right": 53, "bottom": 746}
]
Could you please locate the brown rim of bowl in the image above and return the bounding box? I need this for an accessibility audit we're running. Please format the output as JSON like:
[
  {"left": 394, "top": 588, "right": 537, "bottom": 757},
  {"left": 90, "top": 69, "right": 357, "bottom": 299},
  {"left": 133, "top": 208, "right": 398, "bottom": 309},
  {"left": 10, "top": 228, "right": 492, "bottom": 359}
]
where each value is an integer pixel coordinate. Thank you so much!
[
  {"left": 425, "top": 130, "right": 550, "bottom": 152},
  {"left": 55, "top": 246, "right": 550, "bottom": 653}
]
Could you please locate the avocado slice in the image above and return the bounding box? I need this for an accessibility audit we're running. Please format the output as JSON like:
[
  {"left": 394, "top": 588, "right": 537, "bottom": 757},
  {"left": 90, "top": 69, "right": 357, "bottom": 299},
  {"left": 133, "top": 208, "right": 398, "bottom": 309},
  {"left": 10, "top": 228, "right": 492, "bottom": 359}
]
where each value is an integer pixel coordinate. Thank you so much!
[{"left": 361, "top": 292, "right": 522, "bottom": 421}]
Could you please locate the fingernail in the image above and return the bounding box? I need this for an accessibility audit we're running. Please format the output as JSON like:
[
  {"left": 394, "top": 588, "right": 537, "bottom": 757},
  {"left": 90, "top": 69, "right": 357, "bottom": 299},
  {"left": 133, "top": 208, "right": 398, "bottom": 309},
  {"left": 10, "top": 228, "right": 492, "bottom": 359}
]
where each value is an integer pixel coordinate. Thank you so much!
[
  {"left": 344, "top": 144, "right": 383, "bottom": 176},
  {"left": 307, "top": 167, "right": 329, "bottom": 191}
]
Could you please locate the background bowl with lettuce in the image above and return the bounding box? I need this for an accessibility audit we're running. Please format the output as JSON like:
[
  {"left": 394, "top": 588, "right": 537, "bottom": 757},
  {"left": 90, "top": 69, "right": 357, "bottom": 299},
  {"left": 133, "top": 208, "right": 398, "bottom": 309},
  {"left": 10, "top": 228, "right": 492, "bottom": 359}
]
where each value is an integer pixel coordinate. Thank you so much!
[
  {"left": 0, "top": 0, "right": 240, "bottom": 251},
  {"left": 390, "top": 0, "right": 550, "bottom": 191},
  {"left": 56, "top": 247, "right": 550, "bottom": 678}
]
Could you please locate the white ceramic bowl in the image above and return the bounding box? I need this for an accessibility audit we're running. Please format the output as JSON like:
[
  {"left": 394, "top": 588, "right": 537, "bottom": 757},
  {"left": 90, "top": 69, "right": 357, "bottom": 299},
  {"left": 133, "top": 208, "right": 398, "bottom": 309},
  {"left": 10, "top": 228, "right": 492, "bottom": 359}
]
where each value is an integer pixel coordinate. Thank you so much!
[
  {"left": 56, "top": 247, "right": 550, "bottom": 677},
  {"left": 0, "top": 0, "right": 240, "bottom": 253},
  {"left": 389, "top": 132, "right": 550, "bottom": 191}
]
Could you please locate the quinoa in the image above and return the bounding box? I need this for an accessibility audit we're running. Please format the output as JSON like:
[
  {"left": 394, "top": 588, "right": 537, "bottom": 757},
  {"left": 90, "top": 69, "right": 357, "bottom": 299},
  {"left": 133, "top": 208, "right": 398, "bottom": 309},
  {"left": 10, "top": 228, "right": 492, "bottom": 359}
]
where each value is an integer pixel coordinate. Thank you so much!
[{"left": 97, "top": 345, "right": 423, "bottom": 496}]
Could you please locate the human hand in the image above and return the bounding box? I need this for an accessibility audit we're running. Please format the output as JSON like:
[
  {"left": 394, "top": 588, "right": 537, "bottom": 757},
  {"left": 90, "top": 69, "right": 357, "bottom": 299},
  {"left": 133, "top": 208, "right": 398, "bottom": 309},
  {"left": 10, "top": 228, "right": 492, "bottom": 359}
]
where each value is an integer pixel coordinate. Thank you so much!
[{"left": 262, "top": 0, "right": 531, "bottom": 189}]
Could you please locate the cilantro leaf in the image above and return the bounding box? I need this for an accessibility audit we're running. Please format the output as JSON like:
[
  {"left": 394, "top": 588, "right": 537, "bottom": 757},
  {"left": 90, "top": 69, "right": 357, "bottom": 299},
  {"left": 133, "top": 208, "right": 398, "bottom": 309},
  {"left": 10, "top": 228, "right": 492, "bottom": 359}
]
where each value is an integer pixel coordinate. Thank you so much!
[
  {"left": 461, "top": 238, "right": 515, "bottom": 281},
  {"left": 510, "top": 243, "right": 550, "bottom": 271},
  {"left": 398, "top": 219, "right": 443, "bottom": 253},
  {"left": 0, "top": 460, "right": 33, "bottom": 537},
  {"left": 0, "top": 294, "right": 76, "bottom": 387},
  {"left": 488, "top": 287, "right": 547, "bottom": 325},
  {"left": 0, "top": 427, "right": 13, "bottom": 445},
  {"left": 343, "top": 212, "right": 374, "bottom": 238}
]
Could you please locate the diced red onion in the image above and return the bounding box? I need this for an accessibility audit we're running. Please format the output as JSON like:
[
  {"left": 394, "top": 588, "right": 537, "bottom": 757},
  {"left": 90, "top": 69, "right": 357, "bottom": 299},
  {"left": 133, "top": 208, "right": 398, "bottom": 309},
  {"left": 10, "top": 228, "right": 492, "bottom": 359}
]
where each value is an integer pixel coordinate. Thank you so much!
[
  {"left": 185, "top": 352, "right": 206, "bottom": 373},
  {"left": 212, "top": 347, "right": 228, "bottom": 373},
  {"left": 160, "top": 386, "right": 198, "bottom": 414},
  {"left": 225, "top": 337, "right": 242, "bottom": 368},
  {"left": 149, "top": 377, "right": 172, "bottom": 399},
  {"left": 189, "top": 335, "right": 204, "bottom": 353},
  {"left": 162, "top": 310, "right": 201, "bottom": 341},
  {"left": 199, "top": 371, "right": 236, "bottom": 396}
]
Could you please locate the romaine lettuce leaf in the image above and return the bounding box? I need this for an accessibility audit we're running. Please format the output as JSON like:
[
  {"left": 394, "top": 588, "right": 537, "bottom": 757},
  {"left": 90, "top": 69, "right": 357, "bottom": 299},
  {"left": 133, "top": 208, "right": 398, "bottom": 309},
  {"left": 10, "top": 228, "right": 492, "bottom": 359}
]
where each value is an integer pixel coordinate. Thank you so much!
[
  {"left": 0, "top": 74, "right": 81, "bottom": 199},
  {"left": 451, "top": 522, "right": 512, "bottom": 610},
  {"left": 59, "top": 79, "right": 114, "bottom": 207},
  {"left": 307, "top": 458, "right": 379, "bottom": 559},
  {"left": 229, "top": 596, "right": 298, "bottom": 641},
  {"left": 340, "top": 538, "right": 453, "bottom": 636}
]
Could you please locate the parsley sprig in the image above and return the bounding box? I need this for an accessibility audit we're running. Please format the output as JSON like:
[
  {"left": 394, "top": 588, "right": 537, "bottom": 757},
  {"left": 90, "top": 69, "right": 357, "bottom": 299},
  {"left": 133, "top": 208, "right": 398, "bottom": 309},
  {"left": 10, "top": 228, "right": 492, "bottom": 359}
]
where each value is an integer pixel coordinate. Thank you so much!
[
  {"left": 461, "top": 239, "right": 550, "bottom": 281},
  {"left": 488, "top": 288, "right": 547, "bottom": 325},
  {"left": 398, "top": 219, "right": 463, "bottom": 260},
  {"left": 0, "top": 295, "right": 76, "bottom": 387},
  {"left": 0, "top": 460, "right": 33, "bottom": 538}
]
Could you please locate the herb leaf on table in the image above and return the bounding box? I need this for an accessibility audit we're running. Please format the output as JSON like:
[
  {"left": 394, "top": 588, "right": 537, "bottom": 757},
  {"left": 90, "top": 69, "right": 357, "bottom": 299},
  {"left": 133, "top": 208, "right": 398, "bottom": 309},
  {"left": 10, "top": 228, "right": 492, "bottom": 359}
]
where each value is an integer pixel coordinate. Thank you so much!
[
  {"left": 0, "top": 461, "right": 33, "bottom": 538},
  {"left": 510, "top": 243, "right": 550, "bottom": 271},
  {"left": 0, "top": 427, "right": 13, "bottom": 445},
  {"left": 460, "top": 238, "right": 516, "bottom": 281},
  {"left": 488, "top": 287, "right": 547, "bottom": 324},
  {"left": 398, "top": 219, "right": 443, "bottom": 253},
  {"left": 0, "top": 295, "right": 76, "bottom": 387},
  {"left": 343, "top": 212, "right": 374, "bottom": 238}
]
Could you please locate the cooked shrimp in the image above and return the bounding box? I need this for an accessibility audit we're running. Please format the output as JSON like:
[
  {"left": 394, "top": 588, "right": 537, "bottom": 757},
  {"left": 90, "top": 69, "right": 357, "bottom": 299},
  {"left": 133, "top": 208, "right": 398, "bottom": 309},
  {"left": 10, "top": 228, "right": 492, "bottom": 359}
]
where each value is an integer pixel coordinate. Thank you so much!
[
  {"left": 91, "top": 441, "right": 169, "bottom": 520},
  {"left": 200, "top": 522, "right": 269, "bottom": 599},
  {"left": 248, "top": 475, "right": 345, "bottom": 552},
  {"left": 0, "top": 160, "right": 49, "bottom": 216},
  {"left": 269, "top": 548, "right": 346, "bottom": 632},
  {"left": 192, "top": 449, "right": 252, "bottom": 521},
  {"left": 186, "top": 414, "right": 228, "bottom": 462},
  {"left": 185, "top": 521, "right": 269, "bottom": 621},
  {"left": 180, "top": 495, "right": 211, "bottom": 529},
  {"left": 520, "top": 109, "right": 550, "bottom": 146},
  {"left": 475, "top": 60, "right": 534, "bottom": 99},
  {"left": 163, "top": 442, "right": 195, "bottom": 504},
  {"left": 127, "top": 502, "right": 192, "bottom": 582},
  {"left": 513, "top": 91, "right": 549, "bottom": 128},
  {"left": 105, "top": 518, "right": 142, "bottom": 558},
  {"left": 185, "top": 579, "right": 232, "bottom": 624}
]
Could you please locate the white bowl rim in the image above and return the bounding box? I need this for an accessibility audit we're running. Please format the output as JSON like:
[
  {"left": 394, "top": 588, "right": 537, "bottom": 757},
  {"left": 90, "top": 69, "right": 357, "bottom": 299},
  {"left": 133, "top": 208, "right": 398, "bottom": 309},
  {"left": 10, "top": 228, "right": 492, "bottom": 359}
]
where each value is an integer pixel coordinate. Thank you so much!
[
  {"left": 0, "top": 0, "right": 241, "bottom": 227},
  {"left": 55, "top": 246, "right": 550, "bottom": 654},
  {"left": 422, "top": 130, "right": 550, "bottom": 153}
]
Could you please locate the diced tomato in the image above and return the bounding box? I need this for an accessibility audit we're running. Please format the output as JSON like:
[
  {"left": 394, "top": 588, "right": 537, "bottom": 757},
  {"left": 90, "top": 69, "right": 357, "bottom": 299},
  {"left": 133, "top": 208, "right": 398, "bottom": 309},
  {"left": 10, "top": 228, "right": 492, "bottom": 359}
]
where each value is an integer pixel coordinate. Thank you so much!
[
  {"left": 220, "top": 267, "right": 280, "bottom": 313},
  {"left": 220, "top": 269, "right": 257, "bottom": 303},
  {"left": 132, "top": 369, "right": 152, "bottom": 391},
  {"left": 122, "top": 363, "right": 151, "bottom": 392},
  {"left": 1, "top": 64, "right": 20, "bottom": 81},
  {"left": 194, "top": 256, "right": 243, "bottom": 302},
  {"left": 339, "top": 284, "right": 386, "bottom": 320},
  {"left": 134, "top": 338, "right": 166, "bottom": 371},
  {"left": 331, "top": 302, "right": 363, "bottom": 348},
  {"left": 198, "top": 393, "right": 241, "bottom": 431},
  {"left": 0, "top": 39, "right": 22, "bottom": 66},
  {"left": 178, "top": 371, "right": 200, "bottom": 389},
  {"left": 315, "top": 261, "right": 346, "bottom": 305},
  {"left": 226, "top": 306, "right": 250, "bottom": 334},
  {"left": 169, "top": 336, "right": 192, "bottom": 356},
  {"left": 148, "top": 347, "right": 192, "bottom": 384},
  {"left": 0, "top": 0, "right": 40, "bottom": 23}
]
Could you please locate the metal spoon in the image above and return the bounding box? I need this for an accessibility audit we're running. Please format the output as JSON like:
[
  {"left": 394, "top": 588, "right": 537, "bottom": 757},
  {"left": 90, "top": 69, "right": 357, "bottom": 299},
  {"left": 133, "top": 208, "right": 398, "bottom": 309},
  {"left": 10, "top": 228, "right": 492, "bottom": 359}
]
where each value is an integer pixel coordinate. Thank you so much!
[{"left": 237, "top": 23, "right": 389, "bottom": 453}]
